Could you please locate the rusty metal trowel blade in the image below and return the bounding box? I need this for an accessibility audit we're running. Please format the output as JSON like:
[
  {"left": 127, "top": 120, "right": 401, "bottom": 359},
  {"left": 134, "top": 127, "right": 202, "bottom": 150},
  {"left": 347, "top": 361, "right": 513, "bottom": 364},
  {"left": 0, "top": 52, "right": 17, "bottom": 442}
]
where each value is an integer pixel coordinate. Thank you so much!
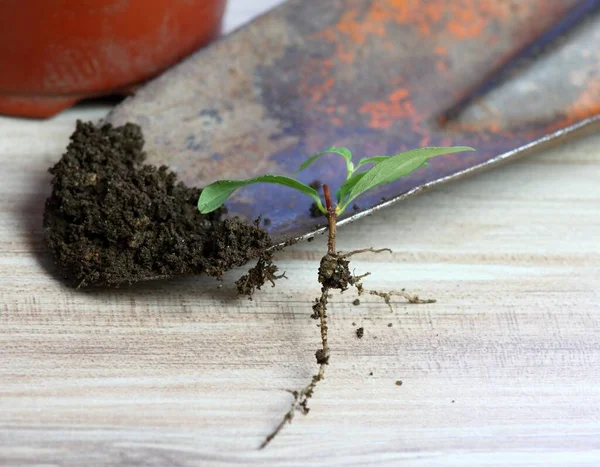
[{"left": 105, "top": 0, "right": 600, "bottom": 243}]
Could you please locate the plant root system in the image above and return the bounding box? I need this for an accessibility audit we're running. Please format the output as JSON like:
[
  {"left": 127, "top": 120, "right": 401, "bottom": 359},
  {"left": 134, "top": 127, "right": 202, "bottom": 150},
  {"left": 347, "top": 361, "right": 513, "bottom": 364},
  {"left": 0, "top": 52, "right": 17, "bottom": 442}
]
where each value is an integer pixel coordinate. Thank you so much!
[{"left": 260, "top": 245, "right": 434, "bottom": 448}]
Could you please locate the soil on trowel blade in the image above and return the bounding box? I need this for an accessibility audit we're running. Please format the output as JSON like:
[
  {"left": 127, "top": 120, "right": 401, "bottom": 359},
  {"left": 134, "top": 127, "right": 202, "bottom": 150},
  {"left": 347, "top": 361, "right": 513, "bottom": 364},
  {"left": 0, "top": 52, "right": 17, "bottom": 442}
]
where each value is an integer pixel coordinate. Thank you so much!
[{"left": 44, "top": 121, "right": 271, "bottom": 287}]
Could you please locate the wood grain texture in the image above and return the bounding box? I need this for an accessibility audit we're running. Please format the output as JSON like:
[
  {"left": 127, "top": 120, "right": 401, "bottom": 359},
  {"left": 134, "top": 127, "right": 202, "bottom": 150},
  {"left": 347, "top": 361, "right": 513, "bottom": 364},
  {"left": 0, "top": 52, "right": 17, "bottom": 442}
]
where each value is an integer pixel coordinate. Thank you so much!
[{"left": 1, "top": 2, "right": 600, "bottom": 466}]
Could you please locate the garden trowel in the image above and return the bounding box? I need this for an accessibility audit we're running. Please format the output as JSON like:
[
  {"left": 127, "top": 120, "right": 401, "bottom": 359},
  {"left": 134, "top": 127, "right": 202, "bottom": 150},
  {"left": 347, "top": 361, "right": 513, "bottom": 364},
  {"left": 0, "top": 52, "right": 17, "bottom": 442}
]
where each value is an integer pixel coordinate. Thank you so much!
[{"left": 105, "top": 0, "right": 600, "bottom": 242}]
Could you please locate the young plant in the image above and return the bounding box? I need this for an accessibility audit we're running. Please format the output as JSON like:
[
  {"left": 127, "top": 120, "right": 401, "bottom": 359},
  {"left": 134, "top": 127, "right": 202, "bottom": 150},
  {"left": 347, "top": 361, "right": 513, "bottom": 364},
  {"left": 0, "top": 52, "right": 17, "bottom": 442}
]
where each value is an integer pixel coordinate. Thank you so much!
[{"left": 198, "top": 145, "right": 474, "bottom": 448}]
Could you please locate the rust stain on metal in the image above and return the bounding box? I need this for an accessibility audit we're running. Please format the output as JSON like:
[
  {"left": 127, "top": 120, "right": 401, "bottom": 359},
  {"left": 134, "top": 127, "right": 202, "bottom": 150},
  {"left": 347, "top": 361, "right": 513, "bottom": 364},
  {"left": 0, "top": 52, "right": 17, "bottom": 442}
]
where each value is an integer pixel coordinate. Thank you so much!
[{"left": 106, "top": 0, "right": 600, "bottom": 241}]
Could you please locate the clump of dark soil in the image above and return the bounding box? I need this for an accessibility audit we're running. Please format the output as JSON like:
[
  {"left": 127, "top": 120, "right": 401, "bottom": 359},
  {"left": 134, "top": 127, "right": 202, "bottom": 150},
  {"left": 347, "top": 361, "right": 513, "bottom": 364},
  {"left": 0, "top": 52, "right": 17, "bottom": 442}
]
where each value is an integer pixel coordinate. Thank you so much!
[
  {"left": 356, "top": 327, "right": 364, "bottom": 338},
  {"left": 317, "top": 253, "right": 352, "bottom": 290},
  {"left": 44, "top": 121, "right": 272, "bottom": 287},
  {"left": 236, "top": 254, "right": 283, "bottom": 296}
]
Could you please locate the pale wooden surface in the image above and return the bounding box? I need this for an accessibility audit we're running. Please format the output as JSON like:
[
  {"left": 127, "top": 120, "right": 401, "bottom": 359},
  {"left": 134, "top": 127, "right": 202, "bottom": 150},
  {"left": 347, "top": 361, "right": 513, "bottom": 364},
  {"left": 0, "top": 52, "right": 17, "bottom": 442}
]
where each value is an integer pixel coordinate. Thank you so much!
[{"left": 1, "top": 2, "right": 600, "bottom": 467}]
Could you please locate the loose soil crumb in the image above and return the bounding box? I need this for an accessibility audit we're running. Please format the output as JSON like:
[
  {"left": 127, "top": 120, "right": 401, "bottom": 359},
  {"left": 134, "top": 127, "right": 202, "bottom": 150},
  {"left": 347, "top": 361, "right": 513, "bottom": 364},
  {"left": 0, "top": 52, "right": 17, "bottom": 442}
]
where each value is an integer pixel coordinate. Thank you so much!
[
  {"left": 388, "top": 323, "right": 393, "bottom": 327},
  {"left": 395, "top": 380, "right": 403, "bottom": 386},
  {"left": 352, "top": 298, "right": 360, "bottom": 306},
  {"left": 356, "top": 327, "right": 364, "bottom": 338},
  {"left": 44, "top": 121, "right": 272, "bottom": 287}
]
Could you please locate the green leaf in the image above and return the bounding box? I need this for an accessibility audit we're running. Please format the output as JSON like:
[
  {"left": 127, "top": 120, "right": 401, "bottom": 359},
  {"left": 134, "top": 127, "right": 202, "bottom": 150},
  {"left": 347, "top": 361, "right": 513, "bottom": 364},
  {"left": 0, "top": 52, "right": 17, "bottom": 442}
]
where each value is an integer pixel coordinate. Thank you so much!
[
  {"left": 297, "top": 147, "right": 354, "bottom": 178},
  {"left": 337, "top": 160, "right": 431, "bottom": 205},
  {"left": 337, "top": 146, "right": 474, "bottom": 213},
  {"left": 356, "top": 156, "right": 388, "bottom": 169},
  {"left": 198, "top": 175, "right": 326, "bottom": 214},
  {"left": 336, "top": 171, "right": 366, "bottom": 204}
]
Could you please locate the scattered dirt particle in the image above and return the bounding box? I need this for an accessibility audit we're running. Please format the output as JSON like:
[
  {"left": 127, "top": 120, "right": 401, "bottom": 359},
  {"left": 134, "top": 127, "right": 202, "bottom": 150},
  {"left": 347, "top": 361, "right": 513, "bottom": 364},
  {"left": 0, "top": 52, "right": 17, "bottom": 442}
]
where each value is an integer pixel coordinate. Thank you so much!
[
  {"left": 388, "top": 323, "right": 393, "bottom": 327},
  {"left": 43, "top": 121, "right": 272, "bottom": 287},
  {"left": 307, "top": 236, "right": 314, "bottom": 242},
  {"left": 356, "top": 327, "right": 364, "bottom": 338},
  {"left": 352, "top": 203, "right": 360, "bottom": 211},
  {"left": 369, "top": 372, "right": 373, "bottom": 376},
  {"left": 352, "top": 298, "right": 360, "bottom": 306},
  {"left": 351, "top": 322, "right": 356, "bottom": 326},
  {"left": 395, "top": 380, "right": 403, "bottom": 386},
  {"left": 452, "top": 400, "right": 455, "bottom": 403}
]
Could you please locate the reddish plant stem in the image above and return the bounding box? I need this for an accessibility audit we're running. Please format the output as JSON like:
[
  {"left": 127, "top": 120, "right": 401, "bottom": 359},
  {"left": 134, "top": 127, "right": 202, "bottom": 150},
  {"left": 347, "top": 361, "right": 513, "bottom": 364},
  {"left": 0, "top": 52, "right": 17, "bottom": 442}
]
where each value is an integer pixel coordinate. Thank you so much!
[{"left": 323, "top": 184, "right": 337, "bottom": 255}]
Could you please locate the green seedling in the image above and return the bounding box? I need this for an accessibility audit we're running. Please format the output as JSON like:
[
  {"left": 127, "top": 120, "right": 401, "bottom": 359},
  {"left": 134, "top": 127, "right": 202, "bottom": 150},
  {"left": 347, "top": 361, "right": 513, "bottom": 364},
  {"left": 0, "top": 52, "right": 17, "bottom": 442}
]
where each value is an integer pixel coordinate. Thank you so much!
[
  {"left": 199, "top": 146, "right": 473, "bottom": 216},
  {"left": 198, "top": 145, "right": 474, "bottom": 448}
]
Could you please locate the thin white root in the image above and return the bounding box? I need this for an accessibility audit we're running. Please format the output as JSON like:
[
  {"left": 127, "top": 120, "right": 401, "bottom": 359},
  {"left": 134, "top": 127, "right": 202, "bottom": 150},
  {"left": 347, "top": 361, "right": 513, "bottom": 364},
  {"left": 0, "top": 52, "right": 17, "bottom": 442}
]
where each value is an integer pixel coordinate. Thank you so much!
[
  {"left": 340, "top": 247, "right": 392, "bottom": 258},
  {"left": 356, "top": 286, "right": 436, "bottom": 311}
]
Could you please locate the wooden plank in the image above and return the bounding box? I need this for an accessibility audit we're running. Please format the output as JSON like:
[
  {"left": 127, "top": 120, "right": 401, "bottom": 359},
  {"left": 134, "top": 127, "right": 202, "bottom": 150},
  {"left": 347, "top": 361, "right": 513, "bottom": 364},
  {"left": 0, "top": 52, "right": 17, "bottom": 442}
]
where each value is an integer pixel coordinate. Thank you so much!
[
  {"left": 1, "top": 103, "right": 599, "bottom": 466},
  {"left": 0, "top": 1, "right": 599, "bottom": 466}
]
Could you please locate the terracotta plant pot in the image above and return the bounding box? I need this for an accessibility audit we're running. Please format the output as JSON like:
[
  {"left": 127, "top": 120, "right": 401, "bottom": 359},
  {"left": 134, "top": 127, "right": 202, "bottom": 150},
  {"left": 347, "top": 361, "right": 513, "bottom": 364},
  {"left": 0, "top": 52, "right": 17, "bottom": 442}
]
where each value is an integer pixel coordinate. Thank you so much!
[{"left": 0, "top": 0, "right": 227, "bottom": 118}]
